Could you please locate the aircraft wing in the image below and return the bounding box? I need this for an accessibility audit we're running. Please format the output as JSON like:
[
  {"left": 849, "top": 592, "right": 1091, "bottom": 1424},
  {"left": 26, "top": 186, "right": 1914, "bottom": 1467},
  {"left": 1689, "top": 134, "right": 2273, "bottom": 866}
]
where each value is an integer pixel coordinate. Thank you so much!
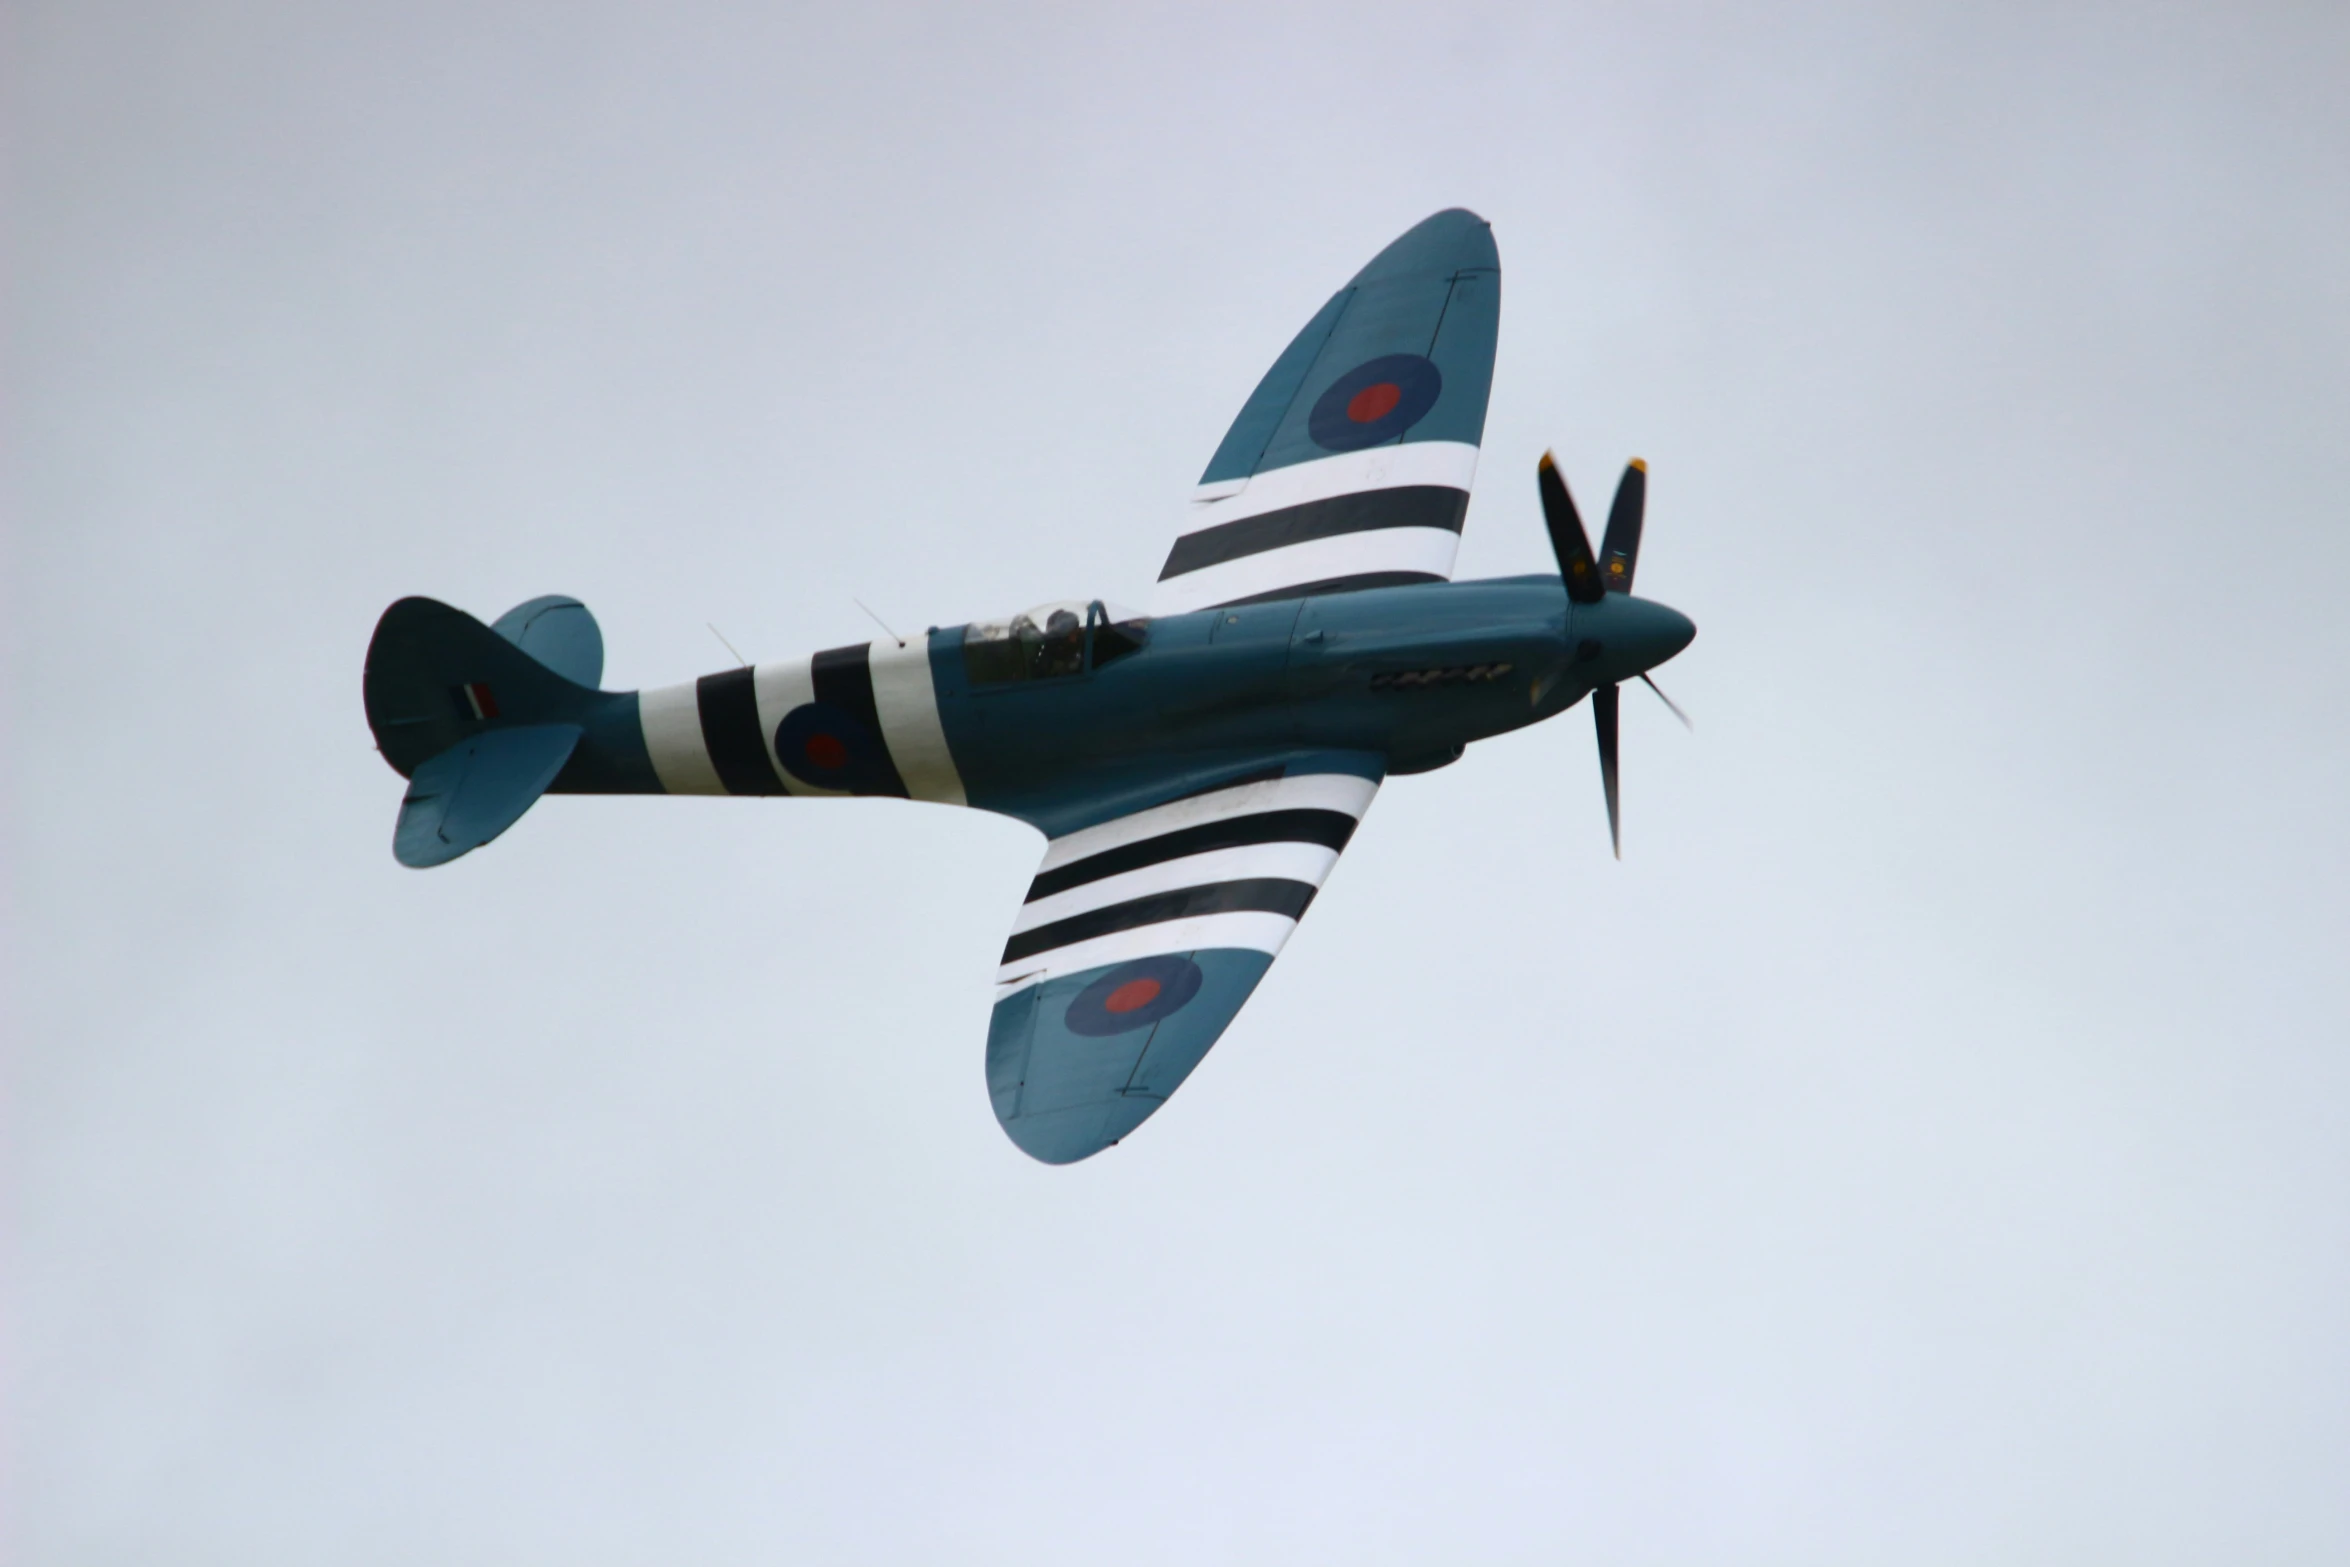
[
  {"left": 1152, "top": 209, "right": 1500, "bottom": 616},
  {"left": 985, "top": 757, "right": 1382, "bottom": 1163}
]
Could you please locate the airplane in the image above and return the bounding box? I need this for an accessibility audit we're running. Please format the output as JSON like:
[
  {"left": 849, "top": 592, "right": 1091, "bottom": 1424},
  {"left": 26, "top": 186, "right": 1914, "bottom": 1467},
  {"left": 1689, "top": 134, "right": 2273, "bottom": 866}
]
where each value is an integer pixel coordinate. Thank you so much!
[{"left": 362, "top": 208, "right": 1696, "bottom": 1165}]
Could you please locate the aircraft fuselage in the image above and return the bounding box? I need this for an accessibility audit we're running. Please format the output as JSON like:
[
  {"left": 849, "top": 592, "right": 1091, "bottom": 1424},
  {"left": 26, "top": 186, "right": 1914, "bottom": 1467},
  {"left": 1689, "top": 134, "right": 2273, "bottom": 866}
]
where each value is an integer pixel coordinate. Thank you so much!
[{"left": 543, "top": 576, "right": 1695, "bottom": 836}]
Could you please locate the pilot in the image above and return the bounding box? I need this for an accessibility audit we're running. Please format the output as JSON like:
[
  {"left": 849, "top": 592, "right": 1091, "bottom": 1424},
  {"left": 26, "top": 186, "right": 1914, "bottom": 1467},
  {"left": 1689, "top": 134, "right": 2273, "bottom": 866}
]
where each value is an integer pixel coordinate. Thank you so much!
[{"left": 1038, "top": 607, "right": 1084, "bottom": 678}]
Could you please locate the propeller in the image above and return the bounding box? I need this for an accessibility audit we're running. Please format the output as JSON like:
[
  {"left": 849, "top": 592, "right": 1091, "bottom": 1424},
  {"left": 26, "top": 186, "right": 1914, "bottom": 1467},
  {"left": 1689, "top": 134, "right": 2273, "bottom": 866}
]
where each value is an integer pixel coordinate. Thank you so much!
[
  {"left": 1639, "top": 671, "right": 1691, "bottom": 730},
  {"left": 1536, "top": 452, "right": 1683, "bottom": 858},
  {"left": 1600, "top": 457, "right": 1645, "bottom": 592},
  {"left": 1536, "top": 453, "right": 1605, "bottom": 605},
  {"left": 1593, "top": 681, "right": 1622, "bottom": 857}
]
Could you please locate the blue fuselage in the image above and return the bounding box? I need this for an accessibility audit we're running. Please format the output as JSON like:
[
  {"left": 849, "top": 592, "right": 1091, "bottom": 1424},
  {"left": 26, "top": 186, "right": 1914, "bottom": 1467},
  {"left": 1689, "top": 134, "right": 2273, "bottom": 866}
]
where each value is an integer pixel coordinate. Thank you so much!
[{"left": 548, "top": 574, "right": 1695, "bottom": 838}]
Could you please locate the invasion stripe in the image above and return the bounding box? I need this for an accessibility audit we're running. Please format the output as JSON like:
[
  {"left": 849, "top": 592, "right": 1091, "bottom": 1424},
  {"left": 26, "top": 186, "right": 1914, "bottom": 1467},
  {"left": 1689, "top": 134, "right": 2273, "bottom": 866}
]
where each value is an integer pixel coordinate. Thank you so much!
[
  {"left": 994, "top": 911, "right": 1305, "bottom": 993},
  {"left": 638, "top": 681, "right": 726, "bottom": 795},
  {"left": 867, "top": 635, "right": 966, "bottom": 805},
  {"left": 1016, "top": 843, "right": 1340, "bottom": 934},
  {"left": 1161, "top": 485, "right": 1467, "bottom": 579},
  {"left": 696, "top": 667, "right": 785, "bottom": 796},
  {"left": 1000, "top": 877, "right": 1318, "bottom": 964},
  {"left": 1024, "top": 808, "right": 1358, "bottom": 902},
  {"left": 750, "top": 655, "right": 844, "bottom": 798},
  {"left": 810, "top": 642, "right": 909, "bottom": 798},
  {"left": 1185, "top": 440, "right": 1479, "bottom": 522},
  {"left": 1039, "top": 771, "right": 1379, "bottom": 872},
  {"left": 1155, "top": 526, "right": 1459, "bottom": 615}
]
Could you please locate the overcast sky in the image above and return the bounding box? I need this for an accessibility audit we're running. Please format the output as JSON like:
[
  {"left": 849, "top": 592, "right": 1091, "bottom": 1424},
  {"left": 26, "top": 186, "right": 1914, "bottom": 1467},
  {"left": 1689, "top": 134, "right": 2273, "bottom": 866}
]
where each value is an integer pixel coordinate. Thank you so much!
[{"left": 11, "top": 2, "right": 2350, "bottom": 1562}]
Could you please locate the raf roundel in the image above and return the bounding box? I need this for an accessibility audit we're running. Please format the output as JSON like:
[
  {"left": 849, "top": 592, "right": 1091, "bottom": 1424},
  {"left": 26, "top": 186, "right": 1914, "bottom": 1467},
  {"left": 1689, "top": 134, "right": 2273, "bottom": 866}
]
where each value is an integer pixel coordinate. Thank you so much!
[
  {"left": 1063, "top": 955, "right": 1205, "bottom": 1037},
  {"left": 1307, "top": 353, "right": 1444, "bottom": 453},
  {"left": 774, "top": 701, "right": 882, "bottom": 791}
]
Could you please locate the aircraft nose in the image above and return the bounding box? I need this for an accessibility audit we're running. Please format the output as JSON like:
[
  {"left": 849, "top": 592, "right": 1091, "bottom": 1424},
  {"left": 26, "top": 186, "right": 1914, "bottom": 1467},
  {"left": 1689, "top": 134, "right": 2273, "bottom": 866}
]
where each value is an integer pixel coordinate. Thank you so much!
[
  {"left": 1647, "top": 601, "right": 1696, "bottom": 664},
  {"left": 1575, "top": 595, "right": 1696, "bottom": 681},
  {"left": 1619, "top": 597, "right": 1697, "bottom": 672}
]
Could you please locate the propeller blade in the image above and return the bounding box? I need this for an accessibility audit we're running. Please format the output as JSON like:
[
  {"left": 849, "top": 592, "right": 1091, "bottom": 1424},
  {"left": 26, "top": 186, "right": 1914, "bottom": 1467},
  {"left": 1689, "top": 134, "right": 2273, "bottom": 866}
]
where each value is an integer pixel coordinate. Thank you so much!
[
  {"left": 1600, "top": 458, "right": 1646, "bottom": 593},
  {"left": 1594, "top": 681, "right": 1622, "bottom": 858},
  {"left": 1538, "top": 451, "right": 1606, "bottom": 605},
  {"left": 1638, "top": 671, "right": 1692, "bottom": 730}
]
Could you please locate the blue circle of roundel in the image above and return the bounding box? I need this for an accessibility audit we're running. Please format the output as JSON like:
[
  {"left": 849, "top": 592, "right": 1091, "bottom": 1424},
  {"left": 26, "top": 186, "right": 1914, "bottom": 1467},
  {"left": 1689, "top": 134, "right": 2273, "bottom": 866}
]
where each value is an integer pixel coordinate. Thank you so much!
[
  {"left": 1306, "top": 353, "right": 1444, "bottom": 453},
  {"left": 774, "top": 701, "right": 885, "bottom": 791},
  {"left": 1063, "top": 956, "right": 1205, "bottom": 1037}
]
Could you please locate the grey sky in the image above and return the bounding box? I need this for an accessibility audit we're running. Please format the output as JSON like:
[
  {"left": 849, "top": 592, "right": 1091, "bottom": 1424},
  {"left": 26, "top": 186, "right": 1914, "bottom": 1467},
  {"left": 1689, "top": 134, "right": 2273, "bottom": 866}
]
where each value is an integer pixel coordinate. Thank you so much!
[{"left": 12, "top": 2, "right": 2350, "bottom": 1562}]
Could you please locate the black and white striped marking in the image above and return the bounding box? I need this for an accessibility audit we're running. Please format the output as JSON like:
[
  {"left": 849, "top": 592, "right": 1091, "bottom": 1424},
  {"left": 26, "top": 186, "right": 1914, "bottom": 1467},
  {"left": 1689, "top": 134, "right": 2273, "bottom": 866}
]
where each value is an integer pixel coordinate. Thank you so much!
[
  {"left": 638, "top": 637, "right": 965, "bottom": 804},
  {"left": 995, "top": 771, "right": 1378, "bottom": 993},
  {"left": 1152, "top": 442, "right": 1478, "bottom": 615}
]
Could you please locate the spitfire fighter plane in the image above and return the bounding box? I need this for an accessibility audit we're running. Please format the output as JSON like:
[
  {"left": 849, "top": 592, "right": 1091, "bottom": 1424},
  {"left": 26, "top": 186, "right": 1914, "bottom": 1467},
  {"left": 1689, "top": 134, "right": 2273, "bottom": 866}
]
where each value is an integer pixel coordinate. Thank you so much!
[{"left": 364, "top": 209, "right": 1696, "bottom": 1164}]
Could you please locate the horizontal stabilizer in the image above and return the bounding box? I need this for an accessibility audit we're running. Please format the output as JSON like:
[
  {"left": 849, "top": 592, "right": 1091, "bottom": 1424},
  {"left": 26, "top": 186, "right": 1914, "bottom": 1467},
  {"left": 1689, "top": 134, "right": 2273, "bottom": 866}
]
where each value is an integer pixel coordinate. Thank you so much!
[
  {"left": 490, "top": 595, "right": 603, "bottom": 687},
  {"left": 393, "top": 723, "right": 582, "bottom": 868}
]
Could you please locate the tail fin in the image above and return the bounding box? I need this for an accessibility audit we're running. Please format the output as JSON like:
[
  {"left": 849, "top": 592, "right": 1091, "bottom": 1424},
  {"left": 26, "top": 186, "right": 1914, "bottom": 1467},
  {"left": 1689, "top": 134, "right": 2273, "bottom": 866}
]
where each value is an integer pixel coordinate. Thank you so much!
[{"left": 364, "top": 595, "right": 604, "bottom": 867}]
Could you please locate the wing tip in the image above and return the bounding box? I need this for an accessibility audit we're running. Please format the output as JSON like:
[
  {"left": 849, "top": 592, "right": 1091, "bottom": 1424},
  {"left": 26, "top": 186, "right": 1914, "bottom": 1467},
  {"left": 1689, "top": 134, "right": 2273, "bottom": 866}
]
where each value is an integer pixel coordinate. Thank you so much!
[
  {"left": 1352, "top": 207, "right": 1500, "bottom": 284},
  {"left": 998, "top": 1102, "right": 1150, "bottom": 1165}
]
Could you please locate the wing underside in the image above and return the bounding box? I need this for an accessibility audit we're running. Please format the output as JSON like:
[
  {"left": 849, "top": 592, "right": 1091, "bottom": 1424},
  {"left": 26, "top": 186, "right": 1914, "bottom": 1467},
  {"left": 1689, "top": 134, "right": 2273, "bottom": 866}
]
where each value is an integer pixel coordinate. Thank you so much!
[
  {"left": 1152, "top": 209, "right": 1500, "bottom": 616},
  {"left": 986, "top": 762, "right": 1381, "bottom": 1163}
]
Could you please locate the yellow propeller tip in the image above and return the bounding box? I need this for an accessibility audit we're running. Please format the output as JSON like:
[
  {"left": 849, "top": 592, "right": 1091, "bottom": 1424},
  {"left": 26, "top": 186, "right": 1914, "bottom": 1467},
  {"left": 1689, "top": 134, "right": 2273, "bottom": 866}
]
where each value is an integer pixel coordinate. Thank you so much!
[{"left": 1629, "top": 457, "right": 1648, "bottom": 472}]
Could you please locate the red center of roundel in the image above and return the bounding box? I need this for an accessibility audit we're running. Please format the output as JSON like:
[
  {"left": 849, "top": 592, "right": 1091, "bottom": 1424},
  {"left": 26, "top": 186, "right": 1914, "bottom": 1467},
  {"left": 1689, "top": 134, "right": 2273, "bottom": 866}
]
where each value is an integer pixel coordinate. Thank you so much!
[
  {"left": 1347, "top": 382, "right": 1403, "bottom": 423},
  {"left": 803, "top": 733, "right": 848, "bottom": 770},
  {"left": 1103, "top": 977, "right": 1162, "bottom": 1014}
]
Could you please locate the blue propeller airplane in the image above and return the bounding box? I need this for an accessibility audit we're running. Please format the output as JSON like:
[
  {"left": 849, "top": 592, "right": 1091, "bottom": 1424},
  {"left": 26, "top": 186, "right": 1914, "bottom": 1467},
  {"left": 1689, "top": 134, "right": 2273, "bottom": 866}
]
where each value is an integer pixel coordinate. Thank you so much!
[{"left": 364, "top": 209, "right": 1696, "bottom": 1164}]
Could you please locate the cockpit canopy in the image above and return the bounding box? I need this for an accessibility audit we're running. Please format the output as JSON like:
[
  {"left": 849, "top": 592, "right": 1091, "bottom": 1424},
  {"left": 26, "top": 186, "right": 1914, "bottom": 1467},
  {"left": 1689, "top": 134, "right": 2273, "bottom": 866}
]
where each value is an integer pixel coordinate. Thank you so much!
[{"left": 963, "top": 599, "right": 1149, "bottom": 685}]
